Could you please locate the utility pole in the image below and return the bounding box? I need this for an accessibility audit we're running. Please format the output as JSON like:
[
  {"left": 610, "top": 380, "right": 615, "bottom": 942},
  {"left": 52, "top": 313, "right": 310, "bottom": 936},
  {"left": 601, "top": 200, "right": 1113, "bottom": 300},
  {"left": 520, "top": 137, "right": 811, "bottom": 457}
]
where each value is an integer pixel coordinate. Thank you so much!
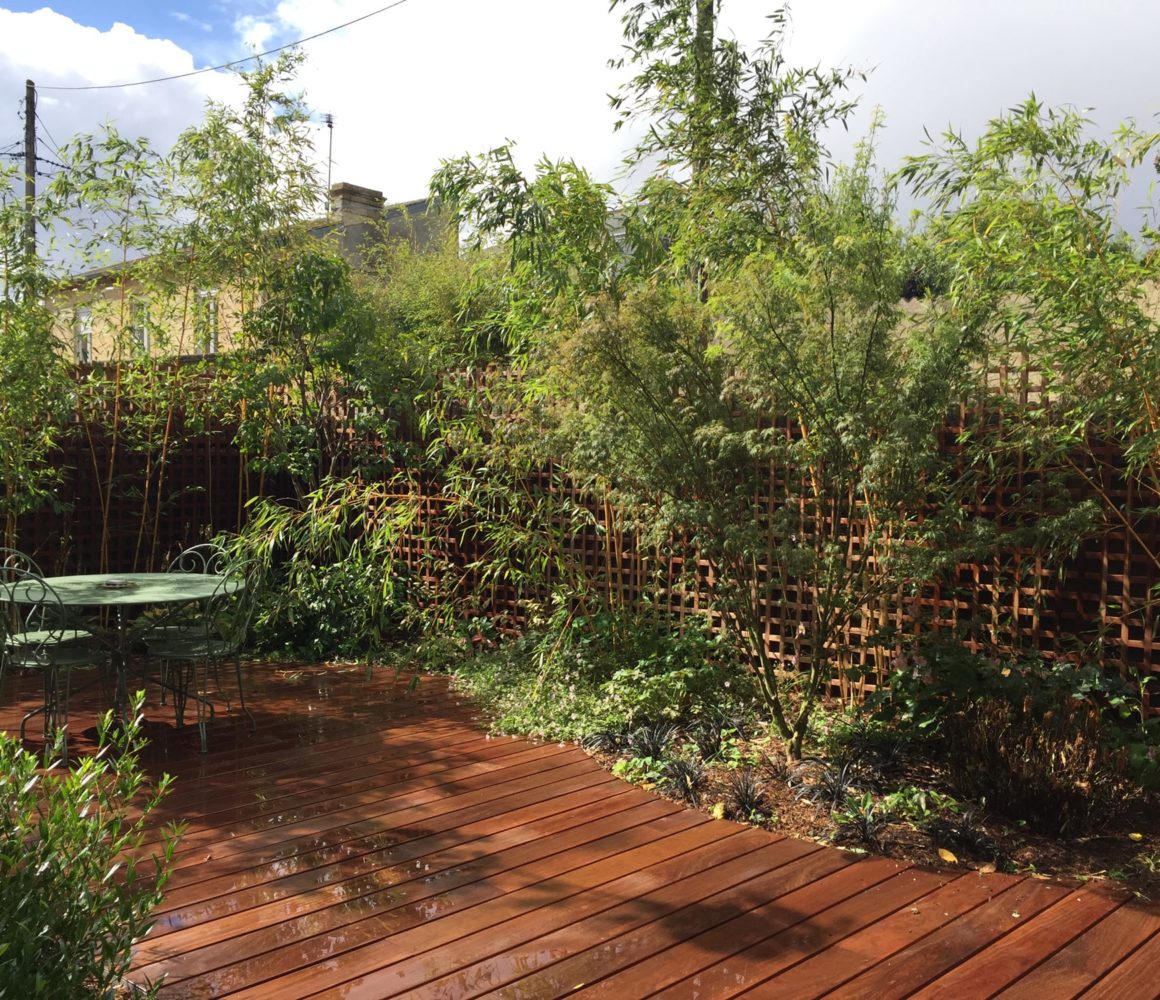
[{"left": 23, "top": 78, "right": 36, "bottom": 264}]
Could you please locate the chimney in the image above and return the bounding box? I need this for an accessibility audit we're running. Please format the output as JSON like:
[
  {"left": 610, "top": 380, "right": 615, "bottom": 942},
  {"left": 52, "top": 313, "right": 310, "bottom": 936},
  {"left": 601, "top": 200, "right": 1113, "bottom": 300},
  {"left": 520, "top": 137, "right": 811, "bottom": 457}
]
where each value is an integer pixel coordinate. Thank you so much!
[{"left": 329, "top": 182, "right": 384, "bottom": 222}]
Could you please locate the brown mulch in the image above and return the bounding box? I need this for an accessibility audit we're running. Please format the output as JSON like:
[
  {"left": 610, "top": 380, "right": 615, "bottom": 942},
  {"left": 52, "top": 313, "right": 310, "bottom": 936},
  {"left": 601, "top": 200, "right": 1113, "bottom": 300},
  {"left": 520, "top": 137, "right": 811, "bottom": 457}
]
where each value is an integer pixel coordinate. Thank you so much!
[{"left": 585, "top": 738, "right": 1160, "bottom": 902}]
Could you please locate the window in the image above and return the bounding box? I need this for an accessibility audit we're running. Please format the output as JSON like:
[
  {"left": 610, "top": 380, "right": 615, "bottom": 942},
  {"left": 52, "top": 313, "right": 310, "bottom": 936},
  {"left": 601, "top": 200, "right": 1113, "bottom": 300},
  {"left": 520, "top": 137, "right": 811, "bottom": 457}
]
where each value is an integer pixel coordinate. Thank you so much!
[
  {"left": 73, "top": 305, "right": 92, "bottom": 363},
  {"left": 194, "top": 288, "right": 219, "bottom": 355},
  {"left": 130, "top": 299, "right": 149, "bottom": 355}
]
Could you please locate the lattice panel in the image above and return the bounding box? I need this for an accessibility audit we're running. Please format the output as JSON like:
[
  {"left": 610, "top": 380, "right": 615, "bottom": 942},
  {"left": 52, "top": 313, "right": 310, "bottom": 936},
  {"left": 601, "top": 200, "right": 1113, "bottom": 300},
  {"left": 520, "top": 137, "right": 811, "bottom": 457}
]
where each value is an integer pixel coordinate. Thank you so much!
[{"left": 13, "top": 366, "right": 1158, "bottom": 710}]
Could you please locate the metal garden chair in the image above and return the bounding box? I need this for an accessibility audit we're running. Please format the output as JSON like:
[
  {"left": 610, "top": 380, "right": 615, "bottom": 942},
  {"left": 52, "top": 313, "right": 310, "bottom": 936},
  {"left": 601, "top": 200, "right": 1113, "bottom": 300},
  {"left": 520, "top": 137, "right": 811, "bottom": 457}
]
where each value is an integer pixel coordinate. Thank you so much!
[
  {"left": 0, "top": 547, "right": 44, "bottom": 578},
  {"left": 1, "top": 568, "right": 108, "bottom": 760},
  {"left": 147, "top": 557, "right": 262, "bottom": 752},
  {"left": 141, "top": 542, "right": 229, "bottom": 704},
  {"left": 167, "top": 542, "right": 228, "bottom": 575}
]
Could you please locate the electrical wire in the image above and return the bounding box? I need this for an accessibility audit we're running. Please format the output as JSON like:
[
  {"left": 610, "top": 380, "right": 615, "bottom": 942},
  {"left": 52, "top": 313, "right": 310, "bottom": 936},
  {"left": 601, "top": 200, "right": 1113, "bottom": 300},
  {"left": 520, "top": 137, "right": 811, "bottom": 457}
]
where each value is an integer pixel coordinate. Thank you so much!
[
  {"left": 36, "top": 114, "right": 64, "bottom": 159},
  {"left": 37, "top": 0, "right": 416, "bottom": 91}
]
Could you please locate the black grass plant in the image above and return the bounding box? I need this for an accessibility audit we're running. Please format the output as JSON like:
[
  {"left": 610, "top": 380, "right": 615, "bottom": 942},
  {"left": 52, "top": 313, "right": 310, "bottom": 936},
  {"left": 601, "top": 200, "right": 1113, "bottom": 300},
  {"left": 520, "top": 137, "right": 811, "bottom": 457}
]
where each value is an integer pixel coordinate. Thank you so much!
[
  {"left": 924, "top": 811, "right": 1007, "bottom": 866},
  {"left": 629, "top": 721, "right": 681, "bottom": 761},
  {"left": 580, "top": 725, "right": 633, "bottom": 754},
  {"left": 725, "top": 767, "right": 768, "bottom": 821},
  {"left": 789, "top": 757, "right": 867, "bottom": 812},
  {"left": 662, "top": 757, "right": 706, "bottom": 806},
  {"left": 832, "top": 792, "right": 894, "bottom": 853}
]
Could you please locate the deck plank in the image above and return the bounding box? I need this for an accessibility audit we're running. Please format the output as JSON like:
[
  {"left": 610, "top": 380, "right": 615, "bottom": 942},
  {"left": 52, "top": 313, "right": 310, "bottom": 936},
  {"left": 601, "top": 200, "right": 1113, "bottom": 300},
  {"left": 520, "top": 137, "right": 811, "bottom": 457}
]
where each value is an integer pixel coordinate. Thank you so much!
[
  {"left": 909, "top": 887, "right": 1125, "bottom": 998},
  {"left": 996, "top": 901, "right": 1160, "bottom": 999},
  {"left": 474, "top": 842, "right": 848, "bottom": 999},
  {"left": 222, "top": 817, "right": 738, "bottom": 998},
  {"left": 822, "top": 878, "right": 1070, "bottom": 998},
  {"left": 746, "top": 871, "right": 1018, "bottom": 997},
  {"left": 135, "top": 793, "right": 684, "bottom": 991},
  {"left": 651, "top": 864, "right": 950, "bottom": 999},
  {"left": 1079, "top": 928, "right": 1160, "bottom": 999}
]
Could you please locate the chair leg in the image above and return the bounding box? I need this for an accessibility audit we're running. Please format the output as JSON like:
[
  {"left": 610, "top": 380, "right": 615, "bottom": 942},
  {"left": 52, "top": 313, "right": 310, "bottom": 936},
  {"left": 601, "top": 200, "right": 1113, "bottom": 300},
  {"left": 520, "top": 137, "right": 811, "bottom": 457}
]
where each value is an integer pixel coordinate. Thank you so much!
[
  {"left": 195, "top": 658, "right": 209, "bottom": 754},
  {"left": 21, "top": 667, "right": 63, "bottom": 762},
  {"left": 234, "top": 655, "right": 255, "bottom": 732},
  {"left": 59, "top": 667, "right": 74, "bottom": 764},
  {"left": 19, "top": 681, "right": 46, "bottom": 743},
  {"left": 171, "top": 659, "right": 189, "bottom": 729}
]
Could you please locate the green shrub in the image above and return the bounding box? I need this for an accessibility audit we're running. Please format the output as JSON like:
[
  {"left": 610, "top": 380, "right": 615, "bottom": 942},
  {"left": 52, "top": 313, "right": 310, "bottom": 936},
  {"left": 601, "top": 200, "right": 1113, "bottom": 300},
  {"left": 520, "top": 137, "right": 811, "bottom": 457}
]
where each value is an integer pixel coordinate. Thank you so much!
[
  {"left": 601, "top": 625, "right": 751, "bottom": 724},
  {"left": 228, "top": 481, "right": 418, "bottom": 662},
  {"left": 452, "top": 610, "right": 757, "bottom": 741},
  {"left": 873, "top": 637, "right": 1149, "bottom": 833},
  {"left": 249, "top": 554, "right": 413, "bottom": 661},
  {"left": 0, "top": 695, "right": 182, "bottom": 998}
]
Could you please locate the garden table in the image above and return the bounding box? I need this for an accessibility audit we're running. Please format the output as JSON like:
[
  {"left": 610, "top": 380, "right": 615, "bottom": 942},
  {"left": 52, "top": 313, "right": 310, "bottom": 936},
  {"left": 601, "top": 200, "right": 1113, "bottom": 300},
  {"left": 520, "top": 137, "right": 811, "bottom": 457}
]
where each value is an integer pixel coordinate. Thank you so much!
[{"left": 5, "top": 572, "right": 241, "bottom": 718}]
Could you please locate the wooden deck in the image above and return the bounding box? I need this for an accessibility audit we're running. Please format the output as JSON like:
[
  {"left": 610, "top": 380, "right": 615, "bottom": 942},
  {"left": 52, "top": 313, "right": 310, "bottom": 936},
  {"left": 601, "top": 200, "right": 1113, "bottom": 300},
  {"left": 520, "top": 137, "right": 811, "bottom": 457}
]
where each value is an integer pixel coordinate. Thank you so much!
[{"left": 2, "top": 662, "right": 1159, "bottom": 998}]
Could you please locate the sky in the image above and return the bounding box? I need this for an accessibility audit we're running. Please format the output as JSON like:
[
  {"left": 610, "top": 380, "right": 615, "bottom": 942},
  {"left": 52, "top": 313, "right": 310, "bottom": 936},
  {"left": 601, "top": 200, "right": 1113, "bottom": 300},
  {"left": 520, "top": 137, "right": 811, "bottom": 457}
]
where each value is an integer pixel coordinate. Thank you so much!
[{"left": 1, "top": 1, "right": 1159, "bottom": 222}]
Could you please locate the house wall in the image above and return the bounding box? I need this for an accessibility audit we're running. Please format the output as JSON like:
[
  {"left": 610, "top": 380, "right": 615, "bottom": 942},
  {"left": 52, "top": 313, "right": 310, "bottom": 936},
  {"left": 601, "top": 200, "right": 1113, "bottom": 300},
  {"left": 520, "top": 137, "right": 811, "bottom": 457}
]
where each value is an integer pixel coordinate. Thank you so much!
[
  {"left": 50, "top": 182, "right": 446, "bottom": 363},
  {"left": 54, "top": 274, "right": 246, "bottom": 363}
]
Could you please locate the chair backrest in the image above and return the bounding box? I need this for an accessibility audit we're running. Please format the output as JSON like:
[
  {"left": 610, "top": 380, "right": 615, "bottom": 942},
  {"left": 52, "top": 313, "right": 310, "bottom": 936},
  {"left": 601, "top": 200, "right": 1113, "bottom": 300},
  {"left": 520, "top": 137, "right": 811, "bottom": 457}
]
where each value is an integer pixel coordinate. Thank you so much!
[
  {"left": 207, "top": 558, "right": 265, "bottom": 652},
  {"left": 1, "top": 569, "right": 79, "bottom": 664},
  {"left": 0, "top": 548, "right": 43, "bottom": 582},
  {"left": 1, "top": 558, "right": 41, "bottom": 653},
  {"left": 168, "top": 542, "right": 228, "bottom": 576}
]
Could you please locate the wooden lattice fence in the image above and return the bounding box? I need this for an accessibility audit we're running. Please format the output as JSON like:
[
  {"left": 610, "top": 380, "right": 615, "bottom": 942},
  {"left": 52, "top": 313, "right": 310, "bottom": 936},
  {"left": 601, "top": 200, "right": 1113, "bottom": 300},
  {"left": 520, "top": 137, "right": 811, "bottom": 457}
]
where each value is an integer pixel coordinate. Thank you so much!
[{"left": 12, "top": 366, "right": 1158, "bottom": 704}]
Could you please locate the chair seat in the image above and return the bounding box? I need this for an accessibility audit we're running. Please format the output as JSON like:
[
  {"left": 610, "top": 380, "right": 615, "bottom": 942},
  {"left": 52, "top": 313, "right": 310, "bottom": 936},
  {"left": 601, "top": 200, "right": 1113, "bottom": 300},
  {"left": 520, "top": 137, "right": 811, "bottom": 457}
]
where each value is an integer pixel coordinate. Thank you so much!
[
  {"left": 7, "top": 627, "right": 95, "bottom": 647},
  {"left": 5, "top": 642, "right": 107, "bottom": 670},
  {"left": 140, "top": 622, "right": 206, "bottom": 646},
  {"left": 149, "top": 636, "right": 236, "bottom": 660}
]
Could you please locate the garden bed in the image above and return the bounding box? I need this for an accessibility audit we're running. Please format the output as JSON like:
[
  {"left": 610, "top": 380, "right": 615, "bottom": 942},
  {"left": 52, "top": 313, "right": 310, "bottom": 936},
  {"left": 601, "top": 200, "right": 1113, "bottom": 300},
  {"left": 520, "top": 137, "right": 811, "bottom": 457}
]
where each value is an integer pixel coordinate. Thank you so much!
[{"left": 578, "top": 718, "right": 1160, "bottom": 902}]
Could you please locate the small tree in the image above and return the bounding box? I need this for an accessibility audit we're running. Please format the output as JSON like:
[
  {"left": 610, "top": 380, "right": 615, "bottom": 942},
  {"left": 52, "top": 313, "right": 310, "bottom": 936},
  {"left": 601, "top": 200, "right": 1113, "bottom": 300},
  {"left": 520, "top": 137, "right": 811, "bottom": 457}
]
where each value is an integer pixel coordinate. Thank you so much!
[
  {"left": 0, "top": 697, "right": 182, "bottom": 997},
  {"left": 553, "top": 145, "right": 1000, "bottom": 758},
  {"left": 232, "top": 242, "right": 376, "bottom": 495}
]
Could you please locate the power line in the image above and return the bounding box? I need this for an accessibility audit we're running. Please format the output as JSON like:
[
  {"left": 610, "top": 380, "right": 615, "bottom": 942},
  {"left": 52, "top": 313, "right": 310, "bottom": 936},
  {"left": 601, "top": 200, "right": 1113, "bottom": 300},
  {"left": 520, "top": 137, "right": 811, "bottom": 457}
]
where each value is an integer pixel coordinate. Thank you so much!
[
  {"left": 36, "top": 113, "right": 64, "bottom": 159},
  {"left": 37, "top": 0, "right": 416, "bottom": 92}
]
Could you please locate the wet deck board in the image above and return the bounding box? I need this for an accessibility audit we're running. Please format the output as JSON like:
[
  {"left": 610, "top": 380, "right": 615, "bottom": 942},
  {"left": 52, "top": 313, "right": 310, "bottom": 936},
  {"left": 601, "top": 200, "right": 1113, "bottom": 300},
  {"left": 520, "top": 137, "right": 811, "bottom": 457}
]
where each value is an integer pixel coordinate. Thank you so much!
[{"left": 2, "top": 663, "right": 1156, "bottom": 999}]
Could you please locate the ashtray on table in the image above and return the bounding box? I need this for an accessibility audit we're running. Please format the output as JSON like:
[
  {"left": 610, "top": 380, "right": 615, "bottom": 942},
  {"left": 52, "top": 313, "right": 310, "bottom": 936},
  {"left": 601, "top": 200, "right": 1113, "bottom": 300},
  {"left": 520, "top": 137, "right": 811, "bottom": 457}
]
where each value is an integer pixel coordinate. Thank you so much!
[{"left": 100, "top": 578, "right": 138, "bottom": 589}]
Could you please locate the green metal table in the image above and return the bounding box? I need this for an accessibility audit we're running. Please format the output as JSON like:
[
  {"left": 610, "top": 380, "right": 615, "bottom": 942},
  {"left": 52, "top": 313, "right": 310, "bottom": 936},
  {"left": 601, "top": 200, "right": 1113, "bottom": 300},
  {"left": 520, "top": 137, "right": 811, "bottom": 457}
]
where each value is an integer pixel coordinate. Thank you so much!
[{"left": 6, "top": 572, "right": 239, "bottom": 719}]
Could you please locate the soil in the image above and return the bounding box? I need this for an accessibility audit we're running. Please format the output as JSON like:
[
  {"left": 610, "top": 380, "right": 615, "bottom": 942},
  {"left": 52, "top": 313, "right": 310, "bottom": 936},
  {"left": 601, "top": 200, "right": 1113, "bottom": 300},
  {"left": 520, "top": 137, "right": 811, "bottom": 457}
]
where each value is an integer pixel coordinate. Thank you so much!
[{"left": 585, "top": 737, "right": 1160, "bottom": 903}]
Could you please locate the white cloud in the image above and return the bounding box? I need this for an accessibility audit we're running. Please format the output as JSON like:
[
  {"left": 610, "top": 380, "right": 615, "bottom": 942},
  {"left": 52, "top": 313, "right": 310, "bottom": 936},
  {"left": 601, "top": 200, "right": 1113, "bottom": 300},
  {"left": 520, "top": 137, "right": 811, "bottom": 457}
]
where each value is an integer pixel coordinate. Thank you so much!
[
  {"left": 0, "top": 7, "right": 238, "bottom": 157},
  {"left": 171, "top": 11, "right": 213, "bottom": 33},
  {"left": 234, "top": 13, "right": 276, "bottom": 53},
  {"left": 240, "top": 0, "right": 639, "bottom": 201}
]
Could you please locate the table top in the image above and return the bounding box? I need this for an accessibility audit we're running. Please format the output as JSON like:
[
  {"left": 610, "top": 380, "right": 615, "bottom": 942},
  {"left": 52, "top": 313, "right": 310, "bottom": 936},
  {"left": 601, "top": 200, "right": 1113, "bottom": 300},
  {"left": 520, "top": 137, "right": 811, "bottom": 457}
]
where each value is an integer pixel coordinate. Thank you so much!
[{"left": 4, "top": 572, "right": 240, "bottom": 606}]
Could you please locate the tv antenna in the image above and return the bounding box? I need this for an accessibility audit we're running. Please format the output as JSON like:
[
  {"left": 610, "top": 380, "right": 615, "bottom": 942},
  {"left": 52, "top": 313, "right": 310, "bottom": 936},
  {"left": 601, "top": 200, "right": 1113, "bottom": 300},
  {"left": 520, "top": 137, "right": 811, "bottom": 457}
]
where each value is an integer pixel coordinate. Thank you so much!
[{"left": 323, "top": 113, "right": 334, "bottom": 212}]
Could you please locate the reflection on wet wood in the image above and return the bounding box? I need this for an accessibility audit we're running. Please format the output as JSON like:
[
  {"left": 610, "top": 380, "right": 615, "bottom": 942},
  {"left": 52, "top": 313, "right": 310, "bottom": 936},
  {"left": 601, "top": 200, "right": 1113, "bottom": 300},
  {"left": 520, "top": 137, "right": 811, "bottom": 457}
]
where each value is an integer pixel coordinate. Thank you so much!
[{"left": 2, "top": 664, "right": 1156, "bottom": 999}]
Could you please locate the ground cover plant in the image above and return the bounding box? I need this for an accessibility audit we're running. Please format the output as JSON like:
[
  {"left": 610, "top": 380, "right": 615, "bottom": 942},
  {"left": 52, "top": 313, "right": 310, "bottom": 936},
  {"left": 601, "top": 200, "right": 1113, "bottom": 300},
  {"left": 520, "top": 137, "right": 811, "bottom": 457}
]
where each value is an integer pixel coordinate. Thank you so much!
[
  {"left": 0, "top": 694, "right": 182, "bottom": 998},
  {"left": 452, "top": 608, "right": 758, "bottom": 742},
  {"left": 566, "top": 637, "right": 1156, "bottom": 895}
]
